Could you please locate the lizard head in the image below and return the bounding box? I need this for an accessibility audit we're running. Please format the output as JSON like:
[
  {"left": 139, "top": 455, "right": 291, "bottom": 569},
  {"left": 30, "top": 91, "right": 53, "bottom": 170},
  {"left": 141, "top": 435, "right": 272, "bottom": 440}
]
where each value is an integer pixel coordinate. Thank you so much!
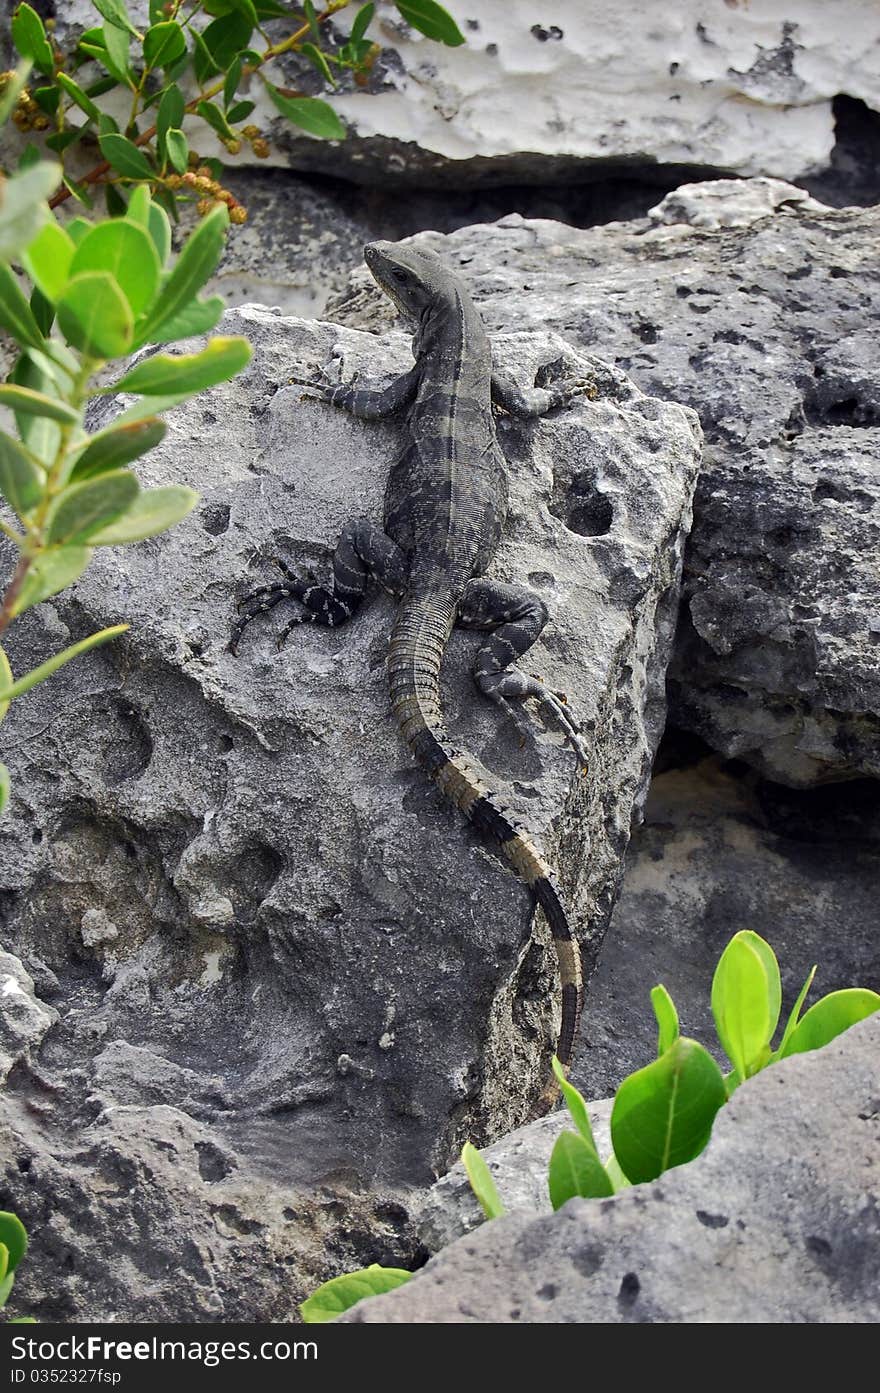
[{"left": 363, "top": 241, "right": 448, "bottom": 322}]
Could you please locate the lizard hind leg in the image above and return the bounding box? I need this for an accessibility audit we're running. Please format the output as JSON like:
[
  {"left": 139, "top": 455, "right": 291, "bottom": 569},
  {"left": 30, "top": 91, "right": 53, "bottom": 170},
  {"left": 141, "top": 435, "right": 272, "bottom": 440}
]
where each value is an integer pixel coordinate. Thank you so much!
[
  {"left": 229, "top": 519, "right": 408, "bottom": 654},
  {"left": 458, "top": 578, "right": 589, "bottom": 766}
]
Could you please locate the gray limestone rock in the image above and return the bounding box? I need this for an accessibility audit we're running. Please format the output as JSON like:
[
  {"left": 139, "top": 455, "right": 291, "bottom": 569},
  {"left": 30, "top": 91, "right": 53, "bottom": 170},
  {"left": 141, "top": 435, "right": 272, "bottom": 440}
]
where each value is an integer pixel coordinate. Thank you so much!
[
  {"left": 0, "top": 305, "right": 699, "bottom": 1319},
  {"left": 330, "top": 201, "right": 880, "bottom": 785},
  {"left": 341, "top": 1011, "right": 880, "bottom": 1323},
  {"left": 0, "top": 953, "right": 58, "bottom": 1087}
]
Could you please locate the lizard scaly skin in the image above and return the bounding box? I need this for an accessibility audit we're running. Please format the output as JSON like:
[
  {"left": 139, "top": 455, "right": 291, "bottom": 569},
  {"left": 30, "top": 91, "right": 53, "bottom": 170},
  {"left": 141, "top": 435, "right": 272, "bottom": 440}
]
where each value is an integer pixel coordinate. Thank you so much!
[{"left": 231, "top": 241, "right": 592, "bottom": 1084}]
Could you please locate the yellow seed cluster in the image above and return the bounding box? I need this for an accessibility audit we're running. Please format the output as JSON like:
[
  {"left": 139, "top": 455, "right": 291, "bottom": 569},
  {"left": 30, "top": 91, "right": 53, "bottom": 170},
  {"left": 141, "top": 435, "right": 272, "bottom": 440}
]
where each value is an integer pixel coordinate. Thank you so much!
[
  {"left": 0, "top": 76, "right": 51, "bottom": 132},
  {"left": 165, "top": 168, "right": 246, "bottom": 223}
]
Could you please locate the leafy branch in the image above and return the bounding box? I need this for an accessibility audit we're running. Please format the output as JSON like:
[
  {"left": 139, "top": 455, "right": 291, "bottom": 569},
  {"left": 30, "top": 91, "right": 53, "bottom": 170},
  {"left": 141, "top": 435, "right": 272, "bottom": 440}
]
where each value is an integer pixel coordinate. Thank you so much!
[{"left": 4, "top": 0, "right": 465, "bottom": 224}]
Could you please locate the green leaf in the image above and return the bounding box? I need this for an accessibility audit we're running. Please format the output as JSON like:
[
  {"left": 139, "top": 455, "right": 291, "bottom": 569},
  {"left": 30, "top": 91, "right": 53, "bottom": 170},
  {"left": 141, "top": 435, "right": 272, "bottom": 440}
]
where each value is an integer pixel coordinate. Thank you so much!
[
  {"left": 651, "top": 984, "right": 680, "bottom": 1057},
  {"left": 774, "top": 964, "right": 817, "bottom": 1060},
  {"left": 109, "top": 337, "right": 251, "bottom": 396},
  {"left": 69, "top": 418, "right": 166, "bottom": 481},
  {"left": 165, "top": 128, "right": 189, "bottom": 174},
  {"left": 146, "top": 203, "right": 172, "bottom": 265},
  {"left": 0, "top": 385, "right": 77, "bottom": 425},
  {"left": 201, "top": 12, "right": 253, "bottom": 70},
  {"left": 460, "top": 1140, "right": 505, "bottom": 1220},
  {"left": 303, "top": 0, "right": 320, "bottom": 42},
  {"left": 98, "top": 133, "right": 153, "bottom": 180},
  {"left": 781, "top": 989, "right": 880, "bottom": 1058},
  {"left": 264, "top": 82, "right": 345, "bottom": 140},
  {"left": 55, "top": 71, "right": 103, "bottom": 122},
  {"left": 610, "top": 1037, "right": 728, "bottom": 1185},
  {"left": 46, "top": 470, "right": 139, "bottom": 544},
  {"left": 223, "top": 56, "right": 243, "bottom": 108},
  {"left": 77, "top": 40, "right": 127, "bottom": 86},
  {"left": 0, "top": 646, "right": 12, "bottom": 725},
  {"left": 13, "top": 545, "right": 92, "bottom": 615},
  {"left": 226, "top": 100, "right": 255, "bottom": 124},
  {"left": 102, "top": 21, "right": 131, "bottom": 81},
  {"left": 144, "top": 21, "right": 186, "bottom": 70},
  {"left": 20, "top": 219, "right": 75, "bottom": 303},
  {"left": 301, "top": 43, "right": 336, "bottom": 86},
  {"left": 134, "top": 204, "right": 228, "bottom": 347},
  {"left": 548, "top": 1131, "right": 614, "bottom": 1211},
  {"left": 196, "top": 99, "right": 235, "bottom": 142},
  {"left": 351, "top": 2, "right": 376, "bottom": 43},
  {"left": 8, "top": 351, "right": 61, "bottom": 465},
  {"left": 68, "top": 212, "right": 161, "bottom": 320},
  {"left": 11, "top": 4, "right": 55, "bottom": 75},
  {"left": 157, "top": 84, "right": 185, "bottom": 145},
  {"left": 105, "top": 182, "right": 128, "bottom": 218},
  {"left": 87, "top": 484, "right": 198, "bottom": 544},
  {"left": 29, "top": 285, "right": 54, "bottom": 336},
  {"left": 0, "top": 763, "right": 9, "bottom": 817},
  {"left": 551, "top": 1055, "right": 599, "bottom": 1153},
  {"left": 113, "top": 393, "right": 188, "bottom": 426},
  {"left": 603, "top": 1153, "right": 631, "bottom": 1192},
  {"left": 146, "top": 295, "right": 225, "bottom": 344},
  {"left": 396, "top": 0, "right": 465, "bottom": 46},
  {"left": 711, "top": 931, "right": 778, "bottom": 1081},
  {"left": 0, "top": 159, "right": 60, "bottom": 260},
  {"left": 0, "top": 432, "right": 45, "bottom": 515},
  {"left": 0, "top": 263, "right": 45, "bottom": 349},
  {"left": 0, "top": 1214, "right": 27, "bottom": 1274},
  {"left": 66, "top": 218, "right": 92, "bottom": 247},
  {"left": 93, "top": 0, "right": 141, "bottom": 36},
  {"left": 0, "top": 624, "right": 128, "bottom": 702},
  {"left": 300, "top": 1265, "right": 412, "bottom": 1324},
  {"left": 57, "top": 271, "right": 134, "bottom": 358}
]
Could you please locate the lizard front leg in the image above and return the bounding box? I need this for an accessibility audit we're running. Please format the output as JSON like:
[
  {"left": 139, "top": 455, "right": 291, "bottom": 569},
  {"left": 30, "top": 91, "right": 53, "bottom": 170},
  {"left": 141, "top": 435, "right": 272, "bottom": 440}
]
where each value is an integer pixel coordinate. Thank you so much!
[
  {"left": 491, "top": 361, "right": 596, "bottom": 418},
  {"left": 298, "top": 362, "right": 421, "bottom": 421},
  {"left": 229, "top": 520, "right": 408, "bottom": 654},
  {"left": 458, "top": 579, "right": 588, "bottom": 765}
]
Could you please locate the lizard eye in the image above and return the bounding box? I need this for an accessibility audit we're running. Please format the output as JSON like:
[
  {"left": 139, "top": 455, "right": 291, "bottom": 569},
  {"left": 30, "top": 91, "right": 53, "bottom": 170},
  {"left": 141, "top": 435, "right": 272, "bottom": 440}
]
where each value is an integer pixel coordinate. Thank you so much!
[{"left": 392, "top": 269, "right": 408, "bottom": 284}]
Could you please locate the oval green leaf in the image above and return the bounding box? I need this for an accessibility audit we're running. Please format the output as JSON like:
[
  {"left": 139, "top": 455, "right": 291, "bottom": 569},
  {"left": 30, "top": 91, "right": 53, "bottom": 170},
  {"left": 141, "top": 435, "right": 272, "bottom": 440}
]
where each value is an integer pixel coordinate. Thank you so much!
[
  {"left": 13, "top": 545, "right": 92, "bottom": 616},
  {"left": 92, "top": 0, "right": 140, "bottom": 37},
  {"left": 300, "top": 1264, "right": 412, "bottom": 1324},
  {"left": 87, "top": 484, "right": 198, "bottom": 544},
  {"left": 264, "top": 82, "right": 345, "bottom": 140},
  {"left": 611, "top": 1037, "right": 728, "bottom": 1186},
  {"left": 165, "top": 128, "right": 189, "bottom": 175},
  {"left": 55, "top": 71, "right": 102, "bottom": 123},
  {"left": 134, "top": 205, "right": 228, "bottom": 347},
  {"left": 396, "top": 0, "right": 465, "bottom": 46},
  {"left": 0, "top": 645, "right": 12, "bottom": 725},
  {"left": 70, "top": 418, "right": 166, "bottom": 481},
  {"left": 11, "top": 4, "right": 55, "bottom": 74},
  {"left": 57, "top": 272, "right": 134, "bottom": 359},
  {"left": 144, "top": 21, "right": 186, "bottom": 69},
  {"left": 651, "top": 983, "right": 680, "bottom": 1057},
  {"left": 548, "top": 1131, "right": 614, "bottom": 1211},
  {"left": 782, "top": 989, "right": 880, "bottom": 1058},
  {"left": 46, "top": 469, "right": 139, "bottom": 544},
  {"left": 110, "top": 337, "right": 252, "bottom": 396},
  {"left": 0, "top": 385, "right": 77, "bottom": 425},
  {"left": 69, "top": 221, "right": 160, "bottom": 318},
  {"left": 551, "top": 1055, "right": 599, "bottom": 1152},
  {"left": 148, "top": 295, "right": 225, "bottom": 345},
  {"left": 0, "top": 432, "right": 45, "bottom": 515},
  {"left": 460, "top": 1140, "right": 505, "bottom": 1220},
  {"left": 0, "top": 1214, "right": 27, "bottom": 1274},
  {"left": 0, "top": 160, "right": 60, "bottom": 261},
  {"left": 98, "top": 132, "right": 153, "bottom": 181},
  {"left": 711, "top": 931, "right": 775, "bottom": 1080},
  {"left": 20, "top": 219, "right": 76, "bottom": 304},
  {"left": 0, "top": 263, "right": 46, "bottom": 349},
  {"left": 774, "top": 964, "right": 818, "bottom": 1060}
]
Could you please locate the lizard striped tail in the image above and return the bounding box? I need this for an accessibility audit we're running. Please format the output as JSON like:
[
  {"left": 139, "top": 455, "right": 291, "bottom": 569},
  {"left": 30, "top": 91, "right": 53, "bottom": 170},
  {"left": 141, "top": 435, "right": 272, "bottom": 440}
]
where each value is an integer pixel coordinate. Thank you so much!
[{"left": 388, "top": 593, "right": 583, "bottom": 1072}]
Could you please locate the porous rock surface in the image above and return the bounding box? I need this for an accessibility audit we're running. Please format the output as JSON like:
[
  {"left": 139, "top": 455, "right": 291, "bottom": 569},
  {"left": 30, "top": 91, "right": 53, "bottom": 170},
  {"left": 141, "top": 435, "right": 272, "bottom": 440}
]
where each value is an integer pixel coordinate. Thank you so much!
[
  {"left": 331, "top": 194, "right": 880, "bottom": 785},
  {"left": 342, "top": 1011, "right": 880, "bottom": 1322},
  {"left": 0, "top": 306, "right": 699, "bottom": 1318}
]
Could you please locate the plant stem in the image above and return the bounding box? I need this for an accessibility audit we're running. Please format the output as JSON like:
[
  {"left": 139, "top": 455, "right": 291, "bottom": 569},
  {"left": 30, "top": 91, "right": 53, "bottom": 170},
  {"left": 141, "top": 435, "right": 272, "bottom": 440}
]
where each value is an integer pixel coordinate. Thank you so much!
[
  {"left": 0, "top": 556, "right": 31, "bottom": 640},
  {"left": 47, "top": 3, "right": 351, "bottom": 209}
]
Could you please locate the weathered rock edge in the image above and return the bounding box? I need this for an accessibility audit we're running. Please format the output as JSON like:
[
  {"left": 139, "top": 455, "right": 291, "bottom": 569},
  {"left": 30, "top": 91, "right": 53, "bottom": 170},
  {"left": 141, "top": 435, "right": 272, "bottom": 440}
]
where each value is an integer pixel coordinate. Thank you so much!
[
  {"left": 342, "top": 1011, "right": 880, "bottom": 1323},
  {"left": 0, "top": 308, "right": 699, "bottom": 1319}
]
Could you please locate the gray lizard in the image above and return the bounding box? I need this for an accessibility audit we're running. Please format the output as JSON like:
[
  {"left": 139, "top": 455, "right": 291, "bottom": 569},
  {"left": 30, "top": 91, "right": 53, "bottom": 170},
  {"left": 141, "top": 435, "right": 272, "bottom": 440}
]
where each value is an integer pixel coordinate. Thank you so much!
[{"left": 230, "top": 241, "right": 591, "bottom": 1079}]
